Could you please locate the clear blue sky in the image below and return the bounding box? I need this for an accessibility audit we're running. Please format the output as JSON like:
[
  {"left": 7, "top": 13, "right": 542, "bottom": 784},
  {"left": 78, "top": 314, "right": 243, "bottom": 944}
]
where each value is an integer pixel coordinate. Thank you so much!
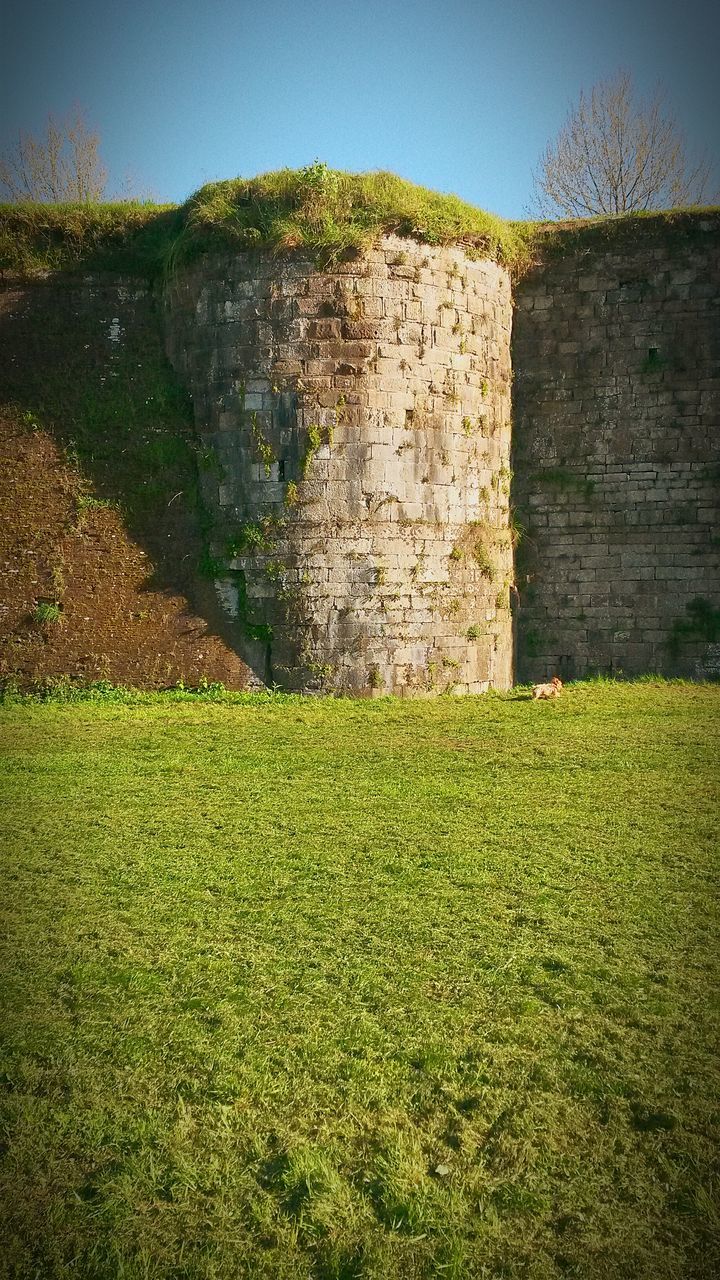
[{"left": 1, "top": 0, "right": 718, "bottom": 215}]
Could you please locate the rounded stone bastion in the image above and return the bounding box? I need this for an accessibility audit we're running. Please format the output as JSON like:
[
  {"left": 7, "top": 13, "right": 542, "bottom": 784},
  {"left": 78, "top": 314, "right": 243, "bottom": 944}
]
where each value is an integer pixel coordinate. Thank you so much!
[{"left": 164, "top": 235, "right": 514, "bottom": 695}]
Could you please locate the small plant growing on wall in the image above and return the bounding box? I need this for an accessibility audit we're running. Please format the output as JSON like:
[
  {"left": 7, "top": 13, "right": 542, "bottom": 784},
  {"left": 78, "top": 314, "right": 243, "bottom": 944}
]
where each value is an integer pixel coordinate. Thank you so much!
[
  {"left": 301, "top": 420, "right": 333, "bottom": 477},
  {"left": 32, "top": 600, "right": 62, "bottom": 625},
  {"left": 250, "top": 413, "right": 276, "bottom": 477},
  {"left": 509, "top": 512, "right": 524, "bottom": 548},
  {"left": 444, "top": 372, "right": 461, "bottom": 406},
  {"left": 410, "top": 553, "right": 426, "bottom": 581},
  {"left": 225, "top": 516, "right": 279, "bottom": 558},
  {"left": 264, "top": 560, "right": 285, "bottom": 583},
  {"left": 472, "top": 540, "right": 494, "bottom": 579},
  {"left": 305, "top": 660, "right": 336, "bottom": 685}
]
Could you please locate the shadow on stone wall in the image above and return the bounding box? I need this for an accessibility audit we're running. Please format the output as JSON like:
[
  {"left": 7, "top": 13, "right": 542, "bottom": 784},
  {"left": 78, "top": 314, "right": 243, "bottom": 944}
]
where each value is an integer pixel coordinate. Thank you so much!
[
  {"left": 0, "top": 273, "right": 253, "bottom": 689},
  {"left": 510, "top": 216, "right": 720, "bottom": 684}
]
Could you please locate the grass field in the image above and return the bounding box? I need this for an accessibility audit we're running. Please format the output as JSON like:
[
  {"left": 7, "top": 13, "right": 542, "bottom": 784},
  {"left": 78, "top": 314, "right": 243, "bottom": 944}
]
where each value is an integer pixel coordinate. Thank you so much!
[{"left": 1, "top": 681, "right": 718, "bottom": 1279}]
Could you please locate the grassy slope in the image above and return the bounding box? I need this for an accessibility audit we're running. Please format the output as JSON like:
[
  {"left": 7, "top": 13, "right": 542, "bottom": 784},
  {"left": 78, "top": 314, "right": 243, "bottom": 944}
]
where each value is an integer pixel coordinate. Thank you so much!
[
  {"left": 0, "top": 169, "right": 524, "bottom": 277},
  {"left": 0, "top": 201, "right": 180, "bottom": 277},
  {"left": 1, "top": 681, "right": 718, "bottom": 1279},
  {"left": 2, "top": 167, "right": 717, "bottom": 278}
]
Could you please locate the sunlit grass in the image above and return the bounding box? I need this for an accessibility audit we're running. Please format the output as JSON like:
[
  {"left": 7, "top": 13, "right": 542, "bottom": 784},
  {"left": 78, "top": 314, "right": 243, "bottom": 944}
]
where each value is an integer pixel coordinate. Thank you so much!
[
  {"left": 1, "top": 681, "right": 718, "bottom": 1278},
  {"left": 0, "top": 168, "right": 527, "bottom": 277},
  {"left": 5, "top": 168, "right": 715, "bottom": 280},
  {"left": 174, "top": 166, "right": 529, "bottom": 267},
  {"left": 0, "top": 199, "right": 179, "bottom": 276}
]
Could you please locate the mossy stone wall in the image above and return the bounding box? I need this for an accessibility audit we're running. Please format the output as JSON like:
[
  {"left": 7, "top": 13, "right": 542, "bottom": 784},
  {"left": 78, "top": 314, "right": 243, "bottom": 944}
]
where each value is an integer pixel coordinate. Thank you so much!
[{"left": 5, "top": 207, "right": 718, "bottom": 693}]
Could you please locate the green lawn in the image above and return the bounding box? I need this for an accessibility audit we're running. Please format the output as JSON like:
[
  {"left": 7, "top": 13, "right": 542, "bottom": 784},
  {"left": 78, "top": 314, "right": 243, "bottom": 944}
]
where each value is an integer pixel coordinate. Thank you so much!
[{"left": 1, "top": 682, "right": 718, "bottom": 1279}]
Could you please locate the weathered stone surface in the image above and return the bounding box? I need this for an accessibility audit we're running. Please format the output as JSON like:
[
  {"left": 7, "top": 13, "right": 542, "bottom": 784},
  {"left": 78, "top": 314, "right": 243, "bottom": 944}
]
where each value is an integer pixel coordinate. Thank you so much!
[
  {"left": 160, "top": 218, "right": 719, "bottom": 692},
  {"left": 512, "top": 217, "right": 720, "bottom": 681},
  {"left": 165, "top": 236, "right": 514, "bottom": 694}
]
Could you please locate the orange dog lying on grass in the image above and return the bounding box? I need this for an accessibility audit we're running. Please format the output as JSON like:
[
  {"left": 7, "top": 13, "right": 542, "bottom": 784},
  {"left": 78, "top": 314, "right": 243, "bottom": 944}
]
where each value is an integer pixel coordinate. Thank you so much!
[{"left": 532, "top": 676, "right": 563, "bottom": 700}]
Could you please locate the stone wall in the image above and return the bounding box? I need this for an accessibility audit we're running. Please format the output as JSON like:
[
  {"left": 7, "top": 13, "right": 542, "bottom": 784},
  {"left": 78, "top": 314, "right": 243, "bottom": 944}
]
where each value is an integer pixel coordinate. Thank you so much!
[
  {"left": 512, "top": 214, "right": 720, "bottom": 681},
  {"left": 8, "top": 215, "right": 716, "bottom": 695},
  {"left": 164, "top": 236, "right": 514, "bottom": 694}
]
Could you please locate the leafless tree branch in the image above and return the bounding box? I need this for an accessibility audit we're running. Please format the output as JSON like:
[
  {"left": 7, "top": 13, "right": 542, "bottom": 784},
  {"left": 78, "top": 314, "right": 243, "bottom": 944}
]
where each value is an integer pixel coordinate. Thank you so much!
[
  {"left": 0, "top": 109, "right": 108, "bottom": 203},
  {"left": 531, "top": 71, "right": 711, "bottom": 218}
]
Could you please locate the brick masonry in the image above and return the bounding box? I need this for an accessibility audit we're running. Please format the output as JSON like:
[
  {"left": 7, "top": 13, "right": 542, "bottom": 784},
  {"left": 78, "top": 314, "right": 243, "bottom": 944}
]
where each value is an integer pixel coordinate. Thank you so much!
[
  {"left": 164, "top": 236, "right": 514, "bottom": 694},
  {"left": 7, "top": 217, "right": 714, "bottom": 694},
  {"left": 512, "top": 214, "right": 720, "bottom": 681}
]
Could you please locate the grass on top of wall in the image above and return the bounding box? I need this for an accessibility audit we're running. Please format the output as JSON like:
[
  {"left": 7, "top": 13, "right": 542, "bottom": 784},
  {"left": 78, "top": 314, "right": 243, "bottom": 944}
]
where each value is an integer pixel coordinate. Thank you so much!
[
  {"left": 171, "top": 166, "right": 530, "bottom": 268},
  {"left": 0, "top": 200, "right": 181, "bottom": 278},
  {"left": 529, "top": 205, "right": 720, "bottom": 261},
  {"left": 0, "top": 167, "right": 530, "bottom": 278},
  {"left": 1, "top": 167, "right": 718, "bottom": 280},
  {"left": 1, "top": 679, "right": 719, "bottom": 1279}
]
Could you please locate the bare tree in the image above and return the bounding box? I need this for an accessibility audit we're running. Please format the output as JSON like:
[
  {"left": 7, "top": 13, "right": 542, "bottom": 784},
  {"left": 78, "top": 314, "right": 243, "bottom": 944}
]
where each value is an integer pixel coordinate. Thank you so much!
[
  {"left": 532, "top": 71, "right": 710, "bottom": 218},
  {"left": 0, "top": 110, "right": 108, "bottom": 203}
]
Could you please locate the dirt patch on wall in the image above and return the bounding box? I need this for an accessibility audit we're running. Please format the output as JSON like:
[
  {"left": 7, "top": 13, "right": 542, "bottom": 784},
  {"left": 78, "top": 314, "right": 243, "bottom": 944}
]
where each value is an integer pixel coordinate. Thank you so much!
[
  {"left": 0, "top": 267, "right": 252, "bottom": 692},
  {"left": 0, "top": 410, "right": 250, "bottom": 690}
]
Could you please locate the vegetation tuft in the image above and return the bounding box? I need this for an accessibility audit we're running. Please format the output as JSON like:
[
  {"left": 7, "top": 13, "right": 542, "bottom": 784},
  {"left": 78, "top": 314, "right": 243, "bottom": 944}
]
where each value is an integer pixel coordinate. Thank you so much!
[{"left": 31, "top": 600, "right": 62, "bottom": 624}]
